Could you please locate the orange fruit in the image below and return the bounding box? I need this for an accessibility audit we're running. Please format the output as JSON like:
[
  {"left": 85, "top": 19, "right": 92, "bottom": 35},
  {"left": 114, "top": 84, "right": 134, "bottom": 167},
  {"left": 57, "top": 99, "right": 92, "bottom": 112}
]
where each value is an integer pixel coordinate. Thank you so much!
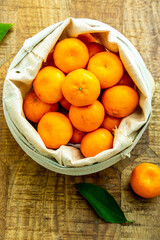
[
  {"left": 23, "top": 90, "right": 58, "bottom": 123},
  {"left": 87, "top": 51, "right": 124, "bottom": 88},
  {"left": 77, "top": 33, "right": 97, "bottom": 44},
  {"left": 53, "top": 38, "right": 89, "bottom": 73},
  {"left": 60, "top": 96, "right": 71, "bottom": 111},
  {"left": 50, "top": 102, "right": 59, "bottom": 112},
  {"left": 130, "top": 163, "right": 160, "bottom": 198},
  {"left": 38, "top": 112, "right": 73, "bottom": 149},
  {"left": 101, "top": 115, "right": 121, "bottom": 133},
  {"left": 69, "top": 100, "right": 105, "bottom": 132},
  {"left": 70, "top": 127, "right": 86, "bottom": 144},
  {"left": 42, "top": 51, "right": 56, "bottom": 68},
  {"left": 81, "top": 128, "right": 113, "bottom": 158},
  {"left": 102, "top": 85, "right": 139, "bottom": 118},
  {"left": 86, "top": 42, "right": 105, "bottom": 58},
  {"left": 33, "top": 66, "right": 65, "bottom": 104},
  {"left": 118, "top": 71, "right": 134, "bottom": 87},
  {"left": 62, "top": 69, "right": 101, "bottom": 107}
]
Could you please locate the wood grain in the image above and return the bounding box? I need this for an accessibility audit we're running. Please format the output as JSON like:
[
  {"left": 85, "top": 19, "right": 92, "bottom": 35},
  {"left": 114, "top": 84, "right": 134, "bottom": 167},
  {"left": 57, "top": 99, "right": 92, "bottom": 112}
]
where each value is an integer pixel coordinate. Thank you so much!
[
  {"left": 0, "top": 162, "right": 8, "bottom": 240},
  {"left": 0, "top": 0, "right": 160, "bottom": 239}
]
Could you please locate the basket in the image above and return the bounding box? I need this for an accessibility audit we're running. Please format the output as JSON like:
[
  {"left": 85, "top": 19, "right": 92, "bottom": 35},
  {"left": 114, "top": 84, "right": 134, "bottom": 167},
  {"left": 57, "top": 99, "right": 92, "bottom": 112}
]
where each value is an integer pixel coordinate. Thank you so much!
[{"left": 3, "top": 18, "right": 155, "bottom": 175}]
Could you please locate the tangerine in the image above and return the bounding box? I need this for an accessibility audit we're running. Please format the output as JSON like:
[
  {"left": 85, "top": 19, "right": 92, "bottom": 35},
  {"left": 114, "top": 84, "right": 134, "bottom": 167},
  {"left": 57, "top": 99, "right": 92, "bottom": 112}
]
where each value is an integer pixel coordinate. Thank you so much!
[
  {"left": 53, "top": 38, "right": 89, "bottom": 73},
  {"left": 101, "top": 114, "right": 121, "bottom": 133},
  {"left": 70, "top": 127, "right": 86, "bottom": 144},
  {"left": 80, "top": 128, "right": 113, "bottom": 158},
  {"left": 118, "top": 71, "right": 134, "bottom": 87},
  {"left": 23, "top": 90, "right": 58, "bottom": 123},
  {"left": 77, "top": 33, "right": 97, "bottom": 44},
  {"left": 130, "top": 163, "right": 160, "bottom": 198},
  {"left": 60, "top": 96, "right": 71, "bottom": 111},
  {"left": 62, "top": 69, "right": 101, "bottom": 106},
  {"left": 33, "top": 66, "right": 65, "bottom": 104},
  {"left": 50, "top": 102, "right": 59, "bottom": 112},
  {"left": 42, "top": 51, "right": 56, "bottom": 68},
  {"left": 102, "top": 85, "right": 139, "bottom": 118},
  {"left": 69, "top": 100, "right": 105, "bottom": 132},
  {"left": 86, "top": 42, "right": 105, "bottom": 58},
  {"left": 38, "top": 112, "right": 73, "bottom": 149},
  {"left": 87, "top": 51, "right": 124, "bottom": 88}
]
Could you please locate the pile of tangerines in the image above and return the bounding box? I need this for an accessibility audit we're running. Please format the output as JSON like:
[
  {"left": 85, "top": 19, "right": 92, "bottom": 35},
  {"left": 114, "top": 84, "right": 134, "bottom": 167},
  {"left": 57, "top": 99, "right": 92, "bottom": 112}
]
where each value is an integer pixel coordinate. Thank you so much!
[{"left": 23, "top": 33, "right": 139, "bottom": 158}]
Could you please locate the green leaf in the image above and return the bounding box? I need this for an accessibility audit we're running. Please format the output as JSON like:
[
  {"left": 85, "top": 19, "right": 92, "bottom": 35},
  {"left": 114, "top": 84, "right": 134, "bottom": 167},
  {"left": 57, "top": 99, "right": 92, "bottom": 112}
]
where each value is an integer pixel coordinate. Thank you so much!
[
  {"left": 0, "top": 23, "right": 14, "bottom": 41},
  {"left": 76, "top": 183, "right": 133, "bottom": 223}
]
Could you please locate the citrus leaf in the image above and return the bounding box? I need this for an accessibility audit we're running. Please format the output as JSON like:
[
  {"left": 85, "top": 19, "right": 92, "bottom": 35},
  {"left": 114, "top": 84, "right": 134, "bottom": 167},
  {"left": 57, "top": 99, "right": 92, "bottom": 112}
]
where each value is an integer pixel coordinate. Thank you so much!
[
  {"left": 0, "top": 23, "right": 14, "bottom": 41},
  {"left": 76, "top": 183, "right": 133, "bottom": 223}
]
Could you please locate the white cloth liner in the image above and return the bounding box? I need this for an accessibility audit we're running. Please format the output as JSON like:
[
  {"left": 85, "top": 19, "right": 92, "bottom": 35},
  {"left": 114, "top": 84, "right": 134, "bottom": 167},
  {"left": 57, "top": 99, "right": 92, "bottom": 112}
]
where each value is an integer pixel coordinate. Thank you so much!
[{"left": 3, "top": 17, "right": 155, "bottom": 168}]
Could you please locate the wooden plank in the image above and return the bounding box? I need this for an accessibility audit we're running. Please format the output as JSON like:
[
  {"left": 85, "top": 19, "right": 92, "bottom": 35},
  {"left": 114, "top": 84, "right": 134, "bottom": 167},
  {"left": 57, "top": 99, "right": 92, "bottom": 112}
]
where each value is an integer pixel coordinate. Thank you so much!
[
  {"left": 4, "top": 160, "right": 122, "bottom": 239},
  {"left": 0, "top": 162, "right": 8, "bottom": 240}
]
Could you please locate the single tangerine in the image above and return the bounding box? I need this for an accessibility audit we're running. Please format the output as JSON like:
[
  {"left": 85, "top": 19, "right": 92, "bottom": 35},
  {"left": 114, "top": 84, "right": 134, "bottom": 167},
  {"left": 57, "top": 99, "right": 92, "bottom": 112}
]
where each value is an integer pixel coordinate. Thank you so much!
[
  {"left": 69, "top": 100, "right": 105, "bottom": 132},
  {"left": 23, "top": 90, "right": 58, "bottom": 123},
  {"left": 130, "top": 163, "right": 160, "bottom": 198},
  {"left": 60, "top": 96, "right": 71, "bottom": 111},
  {"left": 38, "top": 112, "right": 73, "bottom": 149},
  {"left": 53, "top": 38, "right": 89, "bottom": 73},
  {"left": 42, "top": 51, "right": 56, "bottom": 68},
  {"left": 50, "top": 102, "right": 59, "bottom": 112},
  {"left": 70, "top": 127, "right": 86, "bottom": 144},
  {"left": 77, "top": 33, "right": 97, "bottom": 44},
  {"left": 102, "top": 85, "right": 139, "bottom": 118},
  {"left": 33, "top": 66, "right": 65, "bottom": 104},
  {"left": 80, "top": 128, "right": 113, "bottom": 158},
  {"left": 118, "top": 71, "right": 134, "bottom": 87},
  {"left": 62, "top": 69, "right": 101, "bottom": 107},
  {"left": 101, "top": 114, "right": 121, "bottom": 133},
  {"left": 86, "top": 42, "right": 105, "bottom": 58},
  {"left": 87, "top": 51, "right": 124, "bottom": 88}
]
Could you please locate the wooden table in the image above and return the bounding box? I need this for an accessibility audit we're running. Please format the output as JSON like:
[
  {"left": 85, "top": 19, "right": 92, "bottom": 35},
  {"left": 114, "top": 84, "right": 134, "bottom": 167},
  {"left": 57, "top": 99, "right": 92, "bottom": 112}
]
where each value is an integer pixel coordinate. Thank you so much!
[{"left": 0, "top": 1, "right": 160, "bottom": 239}]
